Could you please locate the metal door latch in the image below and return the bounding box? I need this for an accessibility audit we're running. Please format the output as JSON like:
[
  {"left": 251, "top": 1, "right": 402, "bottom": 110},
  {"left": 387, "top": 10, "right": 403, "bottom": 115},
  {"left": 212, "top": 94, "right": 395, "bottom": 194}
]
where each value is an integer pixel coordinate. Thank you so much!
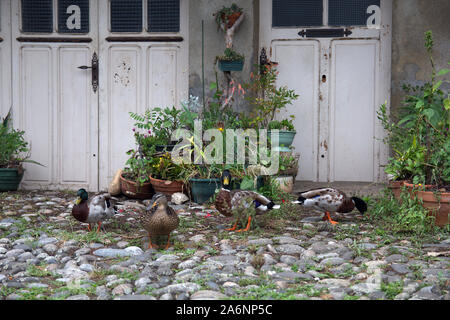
[{"left": 78, "top": 52, "right": 98, "bottom": 93}]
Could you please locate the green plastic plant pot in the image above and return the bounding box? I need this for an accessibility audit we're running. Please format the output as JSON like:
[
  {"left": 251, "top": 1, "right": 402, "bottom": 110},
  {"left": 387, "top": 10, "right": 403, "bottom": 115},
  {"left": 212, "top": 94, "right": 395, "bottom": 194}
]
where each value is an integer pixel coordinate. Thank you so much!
[
  {"left": 218, "top": 59, "right": 244, "bottom": 72},
  {"left": 268, "top": 130, "right": 296, "bottom": 152},
  {"left": 189, "top": 178, "right": 221, "bottom": 204},
  {"left": 0, "top": 168, "right": 24, "bottom": 192}
]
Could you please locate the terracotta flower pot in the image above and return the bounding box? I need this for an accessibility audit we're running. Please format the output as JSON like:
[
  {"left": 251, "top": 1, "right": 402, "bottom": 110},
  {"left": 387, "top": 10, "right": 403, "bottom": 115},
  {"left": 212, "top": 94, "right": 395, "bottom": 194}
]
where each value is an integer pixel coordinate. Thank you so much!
[
  {"left": 387, "top": 180, "right": 406, "bottom": 200},
  {"left": 120, "top": 173, "right": 154, "bottom": 200},
  {"left": 403, "top": 182, "right": 449, "bottom": 227},
  {"left": 222, "top": 11, "right": 242, "bottom": 28},
  {"left": 149, "top": 176, "right": 186, "bottom": 197}
]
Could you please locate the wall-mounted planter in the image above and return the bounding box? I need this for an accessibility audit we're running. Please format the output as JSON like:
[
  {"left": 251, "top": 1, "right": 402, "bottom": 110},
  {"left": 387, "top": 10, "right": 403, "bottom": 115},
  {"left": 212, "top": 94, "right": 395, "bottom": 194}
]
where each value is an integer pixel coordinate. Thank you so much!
[
  {"left": 0, "top": 168, "right": 24, "bottom": 192},
  {"left": 218, "top": 59, "right": 244, "bottom": 72}
]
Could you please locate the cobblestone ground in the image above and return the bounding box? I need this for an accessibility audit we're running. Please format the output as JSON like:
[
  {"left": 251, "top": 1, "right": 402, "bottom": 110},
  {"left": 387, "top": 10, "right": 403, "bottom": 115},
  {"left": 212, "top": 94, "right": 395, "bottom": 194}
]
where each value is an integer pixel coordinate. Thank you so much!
[{"left": 0, "top": 190, "right": 448, "bottom": 300}]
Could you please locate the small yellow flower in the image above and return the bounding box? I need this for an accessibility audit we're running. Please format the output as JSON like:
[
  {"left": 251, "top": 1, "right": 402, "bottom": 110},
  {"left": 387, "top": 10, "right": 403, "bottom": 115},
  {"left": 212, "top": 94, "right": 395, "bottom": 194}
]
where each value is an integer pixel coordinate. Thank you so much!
[{"left": 218, "top": 127, "right": 224, "bottom": 132}]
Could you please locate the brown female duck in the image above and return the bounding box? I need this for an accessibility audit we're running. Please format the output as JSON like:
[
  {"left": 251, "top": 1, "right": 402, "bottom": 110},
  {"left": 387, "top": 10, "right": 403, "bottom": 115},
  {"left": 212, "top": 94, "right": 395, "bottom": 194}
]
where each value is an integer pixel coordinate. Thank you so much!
[
  {"left": 292, "top": 188, "right": 367, "bottom": 224},
  {"left": 138, "top": 193, "right": 179, "bottom": 250}
]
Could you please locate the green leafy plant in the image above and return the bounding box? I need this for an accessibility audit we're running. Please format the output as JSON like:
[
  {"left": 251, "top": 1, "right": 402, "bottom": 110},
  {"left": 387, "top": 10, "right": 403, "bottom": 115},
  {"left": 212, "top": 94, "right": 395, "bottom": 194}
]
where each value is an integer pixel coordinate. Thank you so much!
[
  {"left": 214, "top": 3, "right": 243, "bottom": 30},
  {"left": 379, "top": 31, "right": 449, "bottom": 187},
  {"left": 122, "top": 148, "right": 153, "bottom": 186},
  {"left": 216, "top": 48, "right": 244, "bottom": 62},
  {"left": 150, "top": 152, "right": 183, "bottom": 181},
  {"left": 0, "top": 109, "right": 43, "bottom": 168},
  {"left": 369, "top": 188, "right": 436, "bottom": 235},
  {"left": 268, "top": 118, "right": 296, "bottom": 132},
  {"left": 245, "top": 65, "right": 299, "bottom": 129}
]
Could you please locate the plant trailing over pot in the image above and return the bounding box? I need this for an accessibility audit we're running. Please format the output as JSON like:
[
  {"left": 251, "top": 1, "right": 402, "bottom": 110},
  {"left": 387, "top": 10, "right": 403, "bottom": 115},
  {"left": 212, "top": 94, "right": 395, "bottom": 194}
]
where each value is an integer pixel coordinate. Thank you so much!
[
  {"left": 149, "top": 152, "right": 186, "bottom": 196},
  {"left": 130, "top": 105, "right": 198, "bottom": 152},
  {"left": 214, "top": 3, "right": 244, "bottom": 49},
  {"left": 379, "top": 31, "right": 449, "bottom": 189},
  {"left": 121, "top": 147, "right": 154, "bottom": 199},
  {"left": 245, "top": 64, "right": 299, "bottom": 152},
  {"left": 378, "top": 31, "right": 449, "bottom": 226},
  {"left": 216, "top": 48, "right": 245, "bottom": 72},
  {"left": 0, "top": 109, "right": 43, "bottom": 191}
]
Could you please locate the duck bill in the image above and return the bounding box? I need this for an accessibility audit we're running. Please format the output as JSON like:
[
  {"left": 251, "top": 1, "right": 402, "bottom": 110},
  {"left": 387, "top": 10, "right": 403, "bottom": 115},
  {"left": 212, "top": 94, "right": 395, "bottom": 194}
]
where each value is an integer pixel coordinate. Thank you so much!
[
  {"left": 75, "top": 198, "right": 81, "bottom": 205},
  {"left": 223, "top": 177, "right": 230, "bottom": 186}
]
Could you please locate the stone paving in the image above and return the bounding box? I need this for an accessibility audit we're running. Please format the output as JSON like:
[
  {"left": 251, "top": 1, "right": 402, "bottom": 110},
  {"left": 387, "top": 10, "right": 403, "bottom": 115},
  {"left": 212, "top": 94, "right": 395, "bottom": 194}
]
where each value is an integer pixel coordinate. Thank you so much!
[{"left": 0, "top": 190, "right": 449, "bottom": 300}]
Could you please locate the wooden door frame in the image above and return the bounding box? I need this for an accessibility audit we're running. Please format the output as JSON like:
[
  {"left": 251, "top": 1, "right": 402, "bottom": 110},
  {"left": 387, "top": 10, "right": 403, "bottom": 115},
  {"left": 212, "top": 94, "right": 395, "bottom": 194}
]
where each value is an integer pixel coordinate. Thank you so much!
[{"left": 259, "top": 0, "right": 392, "bottom": 182}]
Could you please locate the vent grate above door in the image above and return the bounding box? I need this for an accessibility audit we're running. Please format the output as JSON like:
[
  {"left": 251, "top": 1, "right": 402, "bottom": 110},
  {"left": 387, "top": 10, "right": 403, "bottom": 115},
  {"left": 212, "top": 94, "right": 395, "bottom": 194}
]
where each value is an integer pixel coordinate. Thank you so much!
[
  {"left": 21, "top": 0, "right": 53, "bottom": 33},
  {"left": 148, "top": 0, "right": 180, "bottom": 32},
  {"left": 110, "top": 0, "right": 143, "bottom": 32}
]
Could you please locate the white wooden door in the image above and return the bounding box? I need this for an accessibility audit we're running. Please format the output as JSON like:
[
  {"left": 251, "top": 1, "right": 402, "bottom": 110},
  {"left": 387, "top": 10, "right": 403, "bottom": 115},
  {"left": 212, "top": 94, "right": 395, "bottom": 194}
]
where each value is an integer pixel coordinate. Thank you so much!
[
  {"left": 12, "top": 0, "right": 99, "bottom": 191},
  {"left": 0, "top": 0, "right": 12, "bottom": 119},
  {"left": 98, "top": 0, "right": 189, "bottom": 191},
  {"left": 260, "top": 0, "right": 391, "bottom": 182}
]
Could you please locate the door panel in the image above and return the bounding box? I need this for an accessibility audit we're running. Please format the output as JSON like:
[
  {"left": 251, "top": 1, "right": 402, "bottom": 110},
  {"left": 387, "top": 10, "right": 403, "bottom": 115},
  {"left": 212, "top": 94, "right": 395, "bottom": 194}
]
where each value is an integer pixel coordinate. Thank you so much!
[
  {"left": 272, "top": 40, "right": 320, "bottom": 181},
  {"left": 59, "top": 47, "right": 93, "bottom": 184},
  {"left": 21, "top": 48, "right": 53, "bottom": 183},
  {"left": 148, "top": 46, "right": 179, "bottom": 108},
  {"left": 330, "top": 40, "right": 379, "bottom": 182},
  {"left": 107, "top": 46, "right": 141, "bottom": 183}
]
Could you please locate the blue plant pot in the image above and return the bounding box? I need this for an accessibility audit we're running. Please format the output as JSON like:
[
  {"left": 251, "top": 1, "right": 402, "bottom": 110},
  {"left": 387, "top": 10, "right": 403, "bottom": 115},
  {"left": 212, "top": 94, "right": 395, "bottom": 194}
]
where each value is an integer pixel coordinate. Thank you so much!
[
  {"left": 0, "top": 168, "right": 24, "bottom": 192},
  {"left": 189, "top": 178, "right": 221, "bottom": 204},
  {"left": 268, "top": 130, "right": 297, "bottom": 152}
]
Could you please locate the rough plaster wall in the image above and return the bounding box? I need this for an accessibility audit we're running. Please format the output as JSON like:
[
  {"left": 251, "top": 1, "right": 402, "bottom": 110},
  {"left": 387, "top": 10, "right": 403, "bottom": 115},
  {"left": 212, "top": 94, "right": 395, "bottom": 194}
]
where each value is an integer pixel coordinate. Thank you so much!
[
  {"left": 391, "top": 0, "right": 450, "bottom": 110},
  {"left": 189, "top": 0, "right": 256, "bottom": 111}
]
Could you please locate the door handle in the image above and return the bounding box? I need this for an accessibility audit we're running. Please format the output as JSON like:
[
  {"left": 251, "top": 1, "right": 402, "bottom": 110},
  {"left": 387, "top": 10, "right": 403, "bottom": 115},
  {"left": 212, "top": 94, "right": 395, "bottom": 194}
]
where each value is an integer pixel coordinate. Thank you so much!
[{"left": 78, "top": 52, "right": 98, "bottom": 93}]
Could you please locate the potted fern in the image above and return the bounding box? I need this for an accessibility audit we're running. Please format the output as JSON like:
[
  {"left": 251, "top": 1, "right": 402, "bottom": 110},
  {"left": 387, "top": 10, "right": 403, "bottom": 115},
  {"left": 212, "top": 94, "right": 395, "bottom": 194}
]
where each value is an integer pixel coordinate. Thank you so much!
[{"left": 0, "top": 110, "right": 43, "bottom": 191}]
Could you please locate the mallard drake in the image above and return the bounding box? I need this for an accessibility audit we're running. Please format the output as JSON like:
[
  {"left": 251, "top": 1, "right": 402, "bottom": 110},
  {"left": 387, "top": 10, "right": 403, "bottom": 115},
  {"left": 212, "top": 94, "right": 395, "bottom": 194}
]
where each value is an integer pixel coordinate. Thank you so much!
[
  {"left": 215, "top": 170, "right": 280, "bottom": 232},
  {"left": 292, "top": 188, "right": 367, "bottom": 224},
  {"left": 72, "top": 188, "right": 117, "bottom": 232},
  {"left": 138, "top": 193, "right": 179, "bottom": 250}
]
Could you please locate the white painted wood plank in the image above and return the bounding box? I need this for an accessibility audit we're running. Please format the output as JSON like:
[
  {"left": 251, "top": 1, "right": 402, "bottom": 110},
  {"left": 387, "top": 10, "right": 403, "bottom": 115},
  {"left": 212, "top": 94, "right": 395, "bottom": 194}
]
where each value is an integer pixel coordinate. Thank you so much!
[
  {"left": 21, "top": 47, "right": 53, "bottom": 183},
  {"left": 59, "top": 47, "right": 91, "bottom": 184},
  {"left": 330, "top": 40, "right": 379, "bottom": 182},
  {"left": 272, "top": 41, "right": 320, "bottom": 181}
]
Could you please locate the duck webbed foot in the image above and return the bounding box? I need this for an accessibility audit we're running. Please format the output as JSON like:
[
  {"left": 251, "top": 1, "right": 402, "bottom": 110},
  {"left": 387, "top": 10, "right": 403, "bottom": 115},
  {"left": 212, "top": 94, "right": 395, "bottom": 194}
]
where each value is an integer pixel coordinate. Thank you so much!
[
  {"left": 323, "top": 212, "right": 338, "bottom": 225},
  {"left": 226, "top": 220, "right": 238, "bottom": 231},
  {"left": 236, "top": 216, "right": 252, "bottom": 232}
]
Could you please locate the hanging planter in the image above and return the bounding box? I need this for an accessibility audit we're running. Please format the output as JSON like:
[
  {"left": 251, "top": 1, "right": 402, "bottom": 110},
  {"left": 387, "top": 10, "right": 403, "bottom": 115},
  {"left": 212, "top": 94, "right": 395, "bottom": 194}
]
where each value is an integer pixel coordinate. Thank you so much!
[
  {"left": 218, "top": 59, "right": 244, "bottom": 72},
  {"left": 0, "top": 168, "right": 24, "bottom": 192}
]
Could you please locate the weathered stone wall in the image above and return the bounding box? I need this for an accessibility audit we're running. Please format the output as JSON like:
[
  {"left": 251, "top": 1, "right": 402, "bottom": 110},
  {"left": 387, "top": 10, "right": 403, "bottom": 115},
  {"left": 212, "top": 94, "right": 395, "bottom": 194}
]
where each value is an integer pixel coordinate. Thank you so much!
[
  {"left": 391, "top": 0, "right": 450, "bottom": 110},
  {"left": 188, "top": 0, "right": 257, "bottom": 110}
]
